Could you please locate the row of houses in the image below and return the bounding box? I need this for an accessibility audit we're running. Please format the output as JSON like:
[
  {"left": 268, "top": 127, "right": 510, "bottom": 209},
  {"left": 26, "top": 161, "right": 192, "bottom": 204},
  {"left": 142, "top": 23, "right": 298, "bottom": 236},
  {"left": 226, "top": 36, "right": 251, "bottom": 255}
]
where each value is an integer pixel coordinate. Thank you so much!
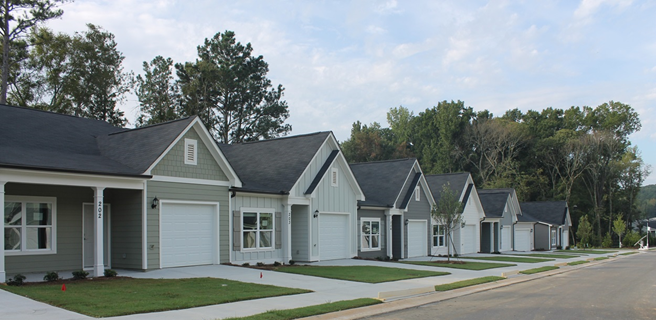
[{"left": 0, "top": 105, "right": 571, "bottom": 282}]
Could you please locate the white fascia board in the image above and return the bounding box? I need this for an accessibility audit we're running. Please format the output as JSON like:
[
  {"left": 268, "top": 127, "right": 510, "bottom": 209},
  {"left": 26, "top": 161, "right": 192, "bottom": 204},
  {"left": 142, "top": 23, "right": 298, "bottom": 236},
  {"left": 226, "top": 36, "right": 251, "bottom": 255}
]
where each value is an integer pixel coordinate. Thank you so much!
[
  {"left": 287, "top": 196, "right": 311, "bottom": 205},
  {"left": 393, "top": 165, "right": 416, "bottom": 208},
  {"left": 1, "top": 168, "right": 145, "bottom": 189},
  {"left": 417, "top": 175, "right": 436, "bottom": 208},
  {"left": 233, "top": 191, "right": 286, "bottom": 200},
  {"left": 359, "top": 206, "right": 389, "bottom": 211},
  {"left": 143, "top": 118, "right": 242, "bottom": 188},
  {"left": 388, "top": 208, "right": 404, "bottom": 216}
]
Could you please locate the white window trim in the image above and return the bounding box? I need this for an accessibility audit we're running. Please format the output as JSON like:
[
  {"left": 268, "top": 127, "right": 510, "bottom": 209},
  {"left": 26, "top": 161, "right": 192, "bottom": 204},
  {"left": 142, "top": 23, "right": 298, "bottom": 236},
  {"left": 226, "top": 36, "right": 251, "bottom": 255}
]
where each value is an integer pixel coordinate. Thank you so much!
[
  {"left": 240, "top": 207, "right": 275, "bottom": 252},
  {"left": 415, "top": 186, "right": 420, "bottom": 201},
  {"left": 4, "top": 196, "right": 57, "bottom": 256},
  {"left": 432, "top": 224, "right": 446, "bottom": 247},
  {"left": 331, "top": 168, "right": 338, "bottom": 187},
  {"left": 184, "top": 138, "right": 198, "bottom": 165},
  {"left": 361, "top": 218, "right": 381, "bottom": 252}
]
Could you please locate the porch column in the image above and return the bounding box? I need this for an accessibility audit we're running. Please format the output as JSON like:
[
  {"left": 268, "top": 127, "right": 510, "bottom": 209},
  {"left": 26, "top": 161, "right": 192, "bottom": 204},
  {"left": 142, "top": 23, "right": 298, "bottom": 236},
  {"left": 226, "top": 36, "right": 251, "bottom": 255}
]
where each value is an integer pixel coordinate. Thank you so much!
[
  {"left": 284, "top": 203, "right": 292, "bottom": 264},
  {"left": 385, "top": 212, "right": 393, "bottom": 259},
  {"left": 92, "top": 187, "right": 105, "bottom": 277},
  {"left": 0, "top": 181, "right": 6, "bottom": 283}
]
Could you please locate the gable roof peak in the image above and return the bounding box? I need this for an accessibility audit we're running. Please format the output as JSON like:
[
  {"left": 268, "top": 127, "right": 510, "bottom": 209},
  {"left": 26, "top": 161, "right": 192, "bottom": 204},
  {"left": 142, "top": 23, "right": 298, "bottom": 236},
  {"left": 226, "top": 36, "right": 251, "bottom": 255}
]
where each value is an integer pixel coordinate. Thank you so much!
[{"left": 107, "top": 116, "right": 195, "bottom": 136}]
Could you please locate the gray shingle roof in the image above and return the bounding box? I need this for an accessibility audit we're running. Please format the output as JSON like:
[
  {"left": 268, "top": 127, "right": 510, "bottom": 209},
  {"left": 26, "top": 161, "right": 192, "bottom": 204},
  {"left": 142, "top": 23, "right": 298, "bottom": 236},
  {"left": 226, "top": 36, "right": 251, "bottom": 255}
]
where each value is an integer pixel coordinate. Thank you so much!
[
  {"left": 0, "top": 104, "right": 193, "bottom": 177},
  {"left": 478, "top": 189, "right": 512, "bottom": 218},
  {"left": 349, "top": 158, "right": 417, "bottom": 208},
  {"left": 218, "top": 132, "right": 331, "bottom": 194},
  {"left": 425, "top": 172, "right": 470, "bottom": 203},
  {"left": 519, "top": 201, "right": 568, "bottom": 226}
]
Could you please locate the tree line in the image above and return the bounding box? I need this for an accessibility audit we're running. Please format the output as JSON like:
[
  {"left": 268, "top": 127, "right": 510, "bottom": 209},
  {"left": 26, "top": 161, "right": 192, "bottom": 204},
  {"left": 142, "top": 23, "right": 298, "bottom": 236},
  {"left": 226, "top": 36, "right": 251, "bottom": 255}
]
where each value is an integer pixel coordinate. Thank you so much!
[
  {"left": 341, "top": 101, "right": 650, "bottom": 246},
  {"left": 1, "top": 1, "right": 291, "bottom": 143}
]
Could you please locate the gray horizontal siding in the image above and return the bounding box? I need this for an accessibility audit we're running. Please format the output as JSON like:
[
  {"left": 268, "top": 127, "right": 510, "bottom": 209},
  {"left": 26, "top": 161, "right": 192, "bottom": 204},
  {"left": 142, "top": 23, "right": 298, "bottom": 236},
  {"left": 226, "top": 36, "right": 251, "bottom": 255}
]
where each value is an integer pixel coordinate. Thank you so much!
[{"left": 146, "top": 181, "right": 229, "bottom": 269}]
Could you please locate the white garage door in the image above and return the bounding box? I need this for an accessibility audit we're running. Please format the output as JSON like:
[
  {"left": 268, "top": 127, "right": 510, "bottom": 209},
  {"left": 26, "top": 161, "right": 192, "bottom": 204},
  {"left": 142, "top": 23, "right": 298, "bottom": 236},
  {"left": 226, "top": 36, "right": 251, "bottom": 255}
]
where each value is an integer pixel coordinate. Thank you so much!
[
  {"left": 319, "top": 213, "right": 350, "bottom": 260},
  {"left": 501, "top": 227, "right": 512, "bottom": 251},
  {"left": 407, "top": 221, "right": 428, "bottom": 258},
  {"left": 460, "top": 225, "right": 477, "bottom": 254},
  {"left": 161, "top": 203, "right": 216, "bottom": 268},
  {"left": 515, "top": 229, "right": 531, "bottom": 252}
]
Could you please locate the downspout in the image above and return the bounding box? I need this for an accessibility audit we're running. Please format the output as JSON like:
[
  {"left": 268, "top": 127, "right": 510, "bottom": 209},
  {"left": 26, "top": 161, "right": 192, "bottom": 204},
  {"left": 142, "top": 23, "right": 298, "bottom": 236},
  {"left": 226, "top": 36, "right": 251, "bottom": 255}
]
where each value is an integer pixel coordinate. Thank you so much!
[{"left": 512, "top": 219, "right": 519, "bottom": 251}]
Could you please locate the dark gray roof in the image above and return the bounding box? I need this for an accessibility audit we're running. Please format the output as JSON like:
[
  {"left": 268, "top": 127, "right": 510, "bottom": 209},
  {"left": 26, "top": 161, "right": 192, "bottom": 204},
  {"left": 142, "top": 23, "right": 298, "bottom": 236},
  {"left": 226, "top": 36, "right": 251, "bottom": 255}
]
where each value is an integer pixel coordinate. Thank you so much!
[
  {"left": 350, "top": 159, "right": 417, "bottom": 208},
  {"left": 218, "top": 132, "right": 331, "bottom": 194},
  {"left": 478, "top": 189, "right": 512, "bottom": 218},
  {"left": 425, "top": 172, "right": 470, "bottom": 203},
  {"left": 517, "top": 211, "right": 540, "bottom": 223},
  {"left": 519, "top": 201, "right": 568, "bottom": 226},
  {"left": 0, "top": 104, "right": 191, "bottom": 177}
]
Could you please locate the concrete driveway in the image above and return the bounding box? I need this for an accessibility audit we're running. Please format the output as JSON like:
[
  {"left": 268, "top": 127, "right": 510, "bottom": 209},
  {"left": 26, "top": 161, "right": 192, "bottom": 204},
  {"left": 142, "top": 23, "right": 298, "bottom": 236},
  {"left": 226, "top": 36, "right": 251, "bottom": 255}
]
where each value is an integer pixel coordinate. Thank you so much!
[{"left": 0, "top": 250, "right": 625, "bottom": 320}]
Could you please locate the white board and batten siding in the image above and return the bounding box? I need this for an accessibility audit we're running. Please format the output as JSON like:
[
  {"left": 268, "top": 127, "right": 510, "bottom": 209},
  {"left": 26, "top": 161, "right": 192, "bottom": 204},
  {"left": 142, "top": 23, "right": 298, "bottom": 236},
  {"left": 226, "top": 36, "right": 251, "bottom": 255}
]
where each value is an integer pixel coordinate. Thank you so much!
[
  {"left": 293, "top": 141, "right": 358, "bottom": 261},
  {"left": 459, "top": 183, "right": 483, "bottom": 254}
]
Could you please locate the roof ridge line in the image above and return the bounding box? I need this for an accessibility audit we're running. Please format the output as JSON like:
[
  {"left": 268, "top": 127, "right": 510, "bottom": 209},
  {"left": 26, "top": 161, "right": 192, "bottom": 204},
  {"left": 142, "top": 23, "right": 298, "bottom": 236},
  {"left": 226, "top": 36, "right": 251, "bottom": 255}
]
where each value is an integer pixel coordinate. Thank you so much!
[
  {"left": 106, "top": 116, "right": 194, "bottom": 136},
  {"left": 350, "top": 158, "right": 417, "bottom": 166},
  {"left": 230, "top": 131, "right": 331, "bottom": 145}
]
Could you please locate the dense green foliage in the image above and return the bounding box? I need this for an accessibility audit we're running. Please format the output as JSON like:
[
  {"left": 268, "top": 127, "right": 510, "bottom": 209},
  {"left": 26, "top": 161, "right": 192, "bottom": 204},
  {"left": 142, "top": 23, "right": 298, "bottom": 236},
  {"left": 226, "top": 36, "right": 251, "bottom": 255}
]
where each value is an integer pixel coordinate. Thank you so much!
[{"left": 342, "top": 101, "right": 649, "bottom": 246}]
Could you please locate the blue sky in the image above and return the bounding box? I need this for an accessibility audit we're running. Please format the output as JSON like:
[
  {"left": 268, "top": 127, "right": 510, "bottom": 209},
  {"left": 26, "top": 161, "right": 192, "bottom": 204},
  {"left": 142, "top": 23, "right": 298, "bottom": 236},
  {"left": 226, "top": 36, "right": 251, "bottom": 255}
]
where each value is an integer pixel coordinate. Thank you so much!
[{"left": 47, "top": 0, "right": 656, "bottom": 184}]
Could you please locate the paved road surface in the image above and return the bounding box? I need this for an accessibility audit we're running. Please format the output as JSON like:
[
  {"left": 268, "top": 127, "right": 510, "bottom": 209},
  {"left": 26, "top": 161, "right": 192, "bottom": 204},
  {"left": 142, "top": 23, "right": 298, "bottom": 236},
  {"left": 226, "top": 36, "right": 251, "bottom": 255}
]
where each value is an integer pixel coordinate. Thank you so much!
[{"left": 365, "top": 252, "right": 656, "bottom": 320}]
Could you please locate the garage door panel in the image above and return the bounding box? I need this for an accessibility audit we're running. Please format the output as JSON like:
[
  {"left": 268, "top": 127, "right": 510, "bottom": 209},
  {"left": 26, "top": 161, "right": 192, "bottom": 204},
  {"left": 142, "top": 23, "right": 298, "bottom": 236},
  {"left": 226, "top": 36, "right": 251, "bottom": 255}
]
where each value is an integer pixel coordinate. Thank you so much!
[
  {"left": 461, "top": 225, "right": 476, "bottom": 254},
  {"left": 320, "top": 214, "right": 350, "bottom": 260},
  {"left": 407, "top": 221, "right": 427, "bottom": 258},
  {"left": 161, "top": 203, "right": 216, "bottom": 268},
  {"left": 515, "top": 230, "right": 531, "bottom": 252},
  {"left": 501, "top": 228, "right": 511, "bottom": 251}
]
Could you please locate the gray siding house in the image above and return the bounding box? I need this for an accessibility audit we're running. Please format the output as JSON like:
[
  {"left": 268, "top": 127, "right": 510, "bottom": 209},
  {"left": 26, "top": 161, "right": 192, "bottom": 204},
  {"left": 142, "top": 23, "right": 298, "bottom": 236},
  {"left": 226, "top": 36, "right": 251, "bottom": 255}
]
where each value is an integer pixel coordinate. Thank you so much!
[
  {"left": 520, "top": 201, "right": 571, "bottom": 250},
  {"left": 478, "top": 189, "right": 521, "bottom": 253},
  {"left": 425, "top": 173, "right": 485, "bottom": 256},
  {"left": 350, "top": 159, "right": 435, "bottom": 260},
  {"left": 0, "top": 105, "right": 241, "bottom": 282},
  {"left": 219, "top": 132, "right": 365, "bottom": 264}
]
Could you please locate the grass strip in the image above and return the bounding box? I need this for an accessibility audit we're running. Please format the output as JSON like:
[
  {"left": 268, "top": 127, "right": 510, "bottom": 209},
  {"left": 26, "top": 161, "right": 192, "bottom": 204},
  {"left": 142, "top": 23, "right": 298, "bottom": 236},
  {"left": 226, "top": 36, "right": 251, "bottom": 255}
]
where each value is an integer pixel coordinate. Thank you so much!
[
  {"left": 463, "top": 256, "right": 553, "bottom": 263},
  {"left": 619, "top": 252, "right": 637, "bottom": 256},
  {"left": 568, "top": 260, "right": 590, "bottom": 266},
  {"left": 400, "top": 260, "right": 514, "bottom": 270},
  {"left": 519, "top": 266, "right": 559, "bottom": 275},
  {"left": 275, "top": 266, "right": 449, "bottom": 283},
  {"left": 522, "top": 253, "right": 579, "bottom": 259},
  {"left": 1, "top": 277, "right": 310, "bottom": 317},
  {"left": 571, "top": 250, "right": 617, "bottom": 254},
  {"left": 434, "top": 276, "right": 505, "bottom": 292},
  {"left": 594, "top": 256, "right": 609, "bottom": 261},
  {"left": 223, "top": 298, "right": 382, "bottom": 320}
]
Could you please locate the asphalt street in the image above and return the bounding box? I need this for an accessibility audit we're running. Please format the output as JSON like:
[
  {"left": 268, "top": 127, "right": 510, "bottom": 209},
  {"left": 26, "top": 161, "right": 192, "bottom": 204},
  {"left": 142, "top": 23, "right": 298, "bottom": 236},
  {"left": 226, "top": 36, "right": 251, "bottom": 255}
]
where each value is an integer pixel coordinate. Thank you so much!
[{"left": 364, "top": 252, "right": 656, "bottom": 320}]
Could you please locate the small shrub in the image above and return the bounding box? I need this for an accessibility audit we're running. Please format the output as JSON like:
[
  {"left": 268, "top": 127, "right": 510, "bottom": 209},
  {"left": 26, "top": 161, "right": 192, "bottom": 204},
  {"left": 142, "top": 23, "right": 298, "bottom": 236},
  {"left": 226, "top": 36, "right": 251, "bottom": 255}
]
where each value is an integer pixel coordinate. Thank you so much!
[
  {"left": 385, "top": 256, "right": 391, "bottom": 261},
  {"left": 565, "top": 246, "right": 570, "bottom": 250},
  {"left": 103, "top": 269, "right": 118, "bottom": 277},
  {"left": 288, "top": 260, "right": 295, "bottom": 265},
  {"left": 72, "top": 270, "right": 89, "bottom": 280},
  {"left": 256, "top": 262, "right": 265, "bottom": 267},
  {"left": 273, "top": 261, "right": 281, "bottom": 267},
  {"left": 7, "top": 274, "right": 26, "bottom": 286},
  {"left": 623, "top": 231, "right": 642, "bottom": 247},
  {"left": 242, "top": 262, "right": 250, "bottom": 267},
  {"left": 601, "top": 232, "right": 613, "bottom": 248},
  {"left": 43, "top": 271, "right": 59, "bottom": 282},
  {"left": 556, "top": 245, "right": 562, "bottom": 250}
]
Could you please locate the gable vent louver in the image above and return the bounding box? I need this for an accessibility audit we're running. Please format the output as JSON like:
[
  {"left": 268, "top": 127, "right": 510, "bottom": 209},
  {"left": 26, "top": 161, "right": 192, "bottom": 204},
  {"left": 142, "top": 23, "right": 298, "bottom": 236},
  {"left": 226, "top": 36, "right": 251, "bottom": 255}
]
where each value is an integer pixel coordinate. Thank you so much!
[{"left": 184, "top": 139, "right": 198, "bottom": 165}]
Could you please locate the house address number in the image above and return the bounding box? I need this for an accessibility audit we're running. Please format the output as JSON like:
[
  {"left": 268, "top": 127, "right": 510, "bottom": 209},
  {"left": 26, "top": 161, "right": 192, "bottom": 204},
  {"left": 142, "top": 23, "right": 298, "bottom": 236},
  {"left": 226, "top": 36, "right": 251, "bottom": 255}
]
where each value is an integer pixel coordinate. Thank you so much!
[{"left": 97, "top": 201, "right": 103, "bottom": 219}]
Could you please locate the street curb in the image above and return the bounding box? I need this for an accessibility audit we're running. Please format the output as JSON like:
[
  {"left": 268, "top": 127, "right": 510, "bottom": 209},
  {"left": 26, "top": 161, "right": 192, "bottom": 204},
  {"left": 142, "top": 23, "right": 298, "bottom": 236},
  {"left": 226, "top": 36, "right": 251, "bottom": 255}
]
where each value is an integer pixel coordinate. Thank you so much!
[{"left": 299, "top": 253, "right": 632, "bottom": 320}]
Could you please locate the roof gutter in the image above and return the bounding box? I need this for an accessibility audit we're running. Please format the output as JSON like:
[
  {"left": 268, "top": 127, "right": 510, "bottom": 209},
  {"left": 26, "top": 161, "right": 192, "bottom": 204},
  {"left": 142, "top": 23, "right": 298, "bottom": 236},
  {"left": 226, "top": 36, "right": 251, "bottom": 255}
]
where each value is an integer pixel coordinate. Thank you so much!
[
  {"left": 229, "top": 188, "right": 290, "bottom": 196},
  {"left": 0, "top": 163, "right": 152, "bottom": 179}
]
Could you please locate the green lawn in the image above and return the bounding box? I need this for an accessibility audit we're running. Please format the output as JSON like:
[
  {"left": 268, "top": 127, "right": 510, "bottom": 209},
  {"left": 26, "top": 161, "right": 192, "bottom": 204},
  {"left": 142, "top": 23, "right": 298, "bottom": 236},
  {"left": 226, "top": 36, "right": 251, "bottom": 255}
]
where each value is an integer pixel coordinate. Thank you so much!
[
  {"left": 400, "top": 260, "right": 515, "bottom": 270},
  {"left": 568, "top": 260, "right": 590, "bottom": 266},
  {"left": 434, "top": 276, "right": 506, "bottom": 291},
  {"left": 570, "top": 250, "right": 618, "bottom": 254},
  {"left": 463, "top": 256, "right": 553, "bottom": 263},
  {"left": 522, "top": 253, "right": 580, "bottom": 259},
  {"left": 223, "top": 298, "right": 381, "bottom": 320},
  {"left": 274, "top": 266, "right": 449, "bottom": 283},
  {"left": 594, "top": 256, "right": 609, "bottom": 261},
  {"left": 519, "top": 266, "right": 559, "bottom": 274},
  {"left": 1, "top": 277, "right": 310, "bottom": 317}
]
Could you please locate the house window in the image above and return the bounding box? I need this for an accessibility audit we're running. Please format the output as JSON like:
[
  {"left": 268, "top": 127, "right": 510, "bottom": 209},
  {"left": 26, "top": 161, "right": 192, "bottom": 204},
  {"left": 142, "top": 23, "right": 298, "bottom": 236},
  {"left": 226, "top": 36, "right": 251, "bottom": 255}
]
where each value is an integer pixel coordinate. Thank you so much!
[
  {"left": 242, "top": 210, "right": 274, "bottom": 250},
  {"left": 331, "top": 168, "right": 338, "bottom": 187},
  {"left": 551, "top": 229, "right": 557, "bottom": 246},
  {"left": 4, "top": 197, "right": 56, "bottom": 254},
  {"left": 184, "top": 139, "right": 197, "bottom": 165},
  {"left": 415, "top": 186, "right": 420, "bottom": 201},
  {"left": 433, "top": 225, "right": 445, "bottom": 247},
  {"left": 361, "top": 218, "right": 380, "bottom": 251}
]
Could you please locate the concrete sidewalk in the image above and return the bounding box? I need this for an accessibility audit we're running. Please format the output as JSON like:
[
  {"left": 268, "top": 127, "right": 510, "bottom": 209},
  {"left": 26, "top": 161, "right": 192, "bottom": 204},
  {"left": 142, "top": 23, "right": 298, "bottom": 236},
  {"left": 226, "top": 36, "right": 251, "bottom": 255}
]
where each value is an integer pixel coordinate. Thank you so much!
[{"left": 0, "top": 250, "right": 630, "bottom": 320}]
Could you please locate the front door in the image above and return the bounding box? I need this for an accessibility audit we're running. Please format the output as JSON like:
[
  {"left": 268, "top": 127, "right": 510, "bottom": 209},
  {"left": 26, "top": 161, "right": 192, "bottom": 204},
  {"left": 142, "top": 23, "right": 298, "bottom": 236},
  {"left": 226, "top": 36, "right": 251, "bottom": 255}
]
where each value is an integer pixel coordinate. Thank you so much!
[{"left": 83, "top": 203, "right": 110, "bottom": 269}]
